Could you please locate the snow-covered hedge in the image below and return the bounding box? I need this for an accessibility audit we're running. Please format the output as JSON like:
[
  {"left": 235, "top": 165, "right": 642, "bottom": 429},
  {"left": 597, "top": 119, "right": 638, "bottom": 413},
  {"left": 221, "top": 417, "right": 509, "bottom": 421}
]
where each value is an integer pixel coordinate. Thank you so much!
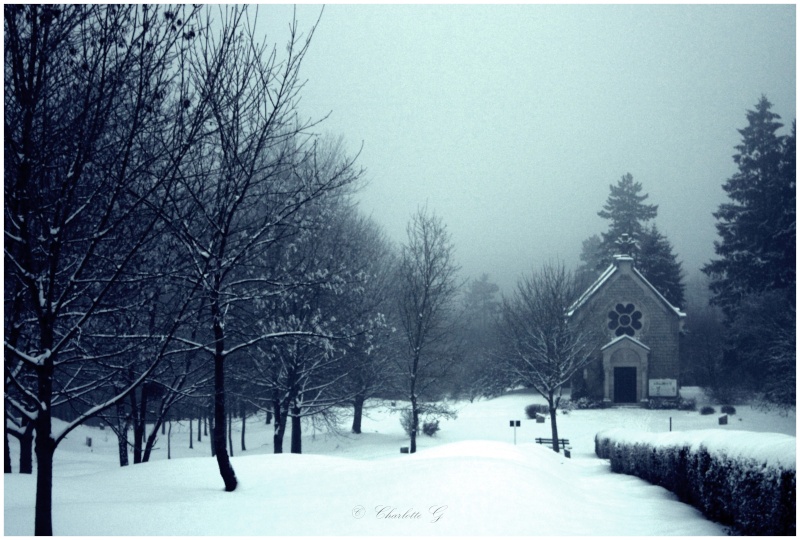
[{"left": 595, "top": 428, "right": 796, "bottom": 536}]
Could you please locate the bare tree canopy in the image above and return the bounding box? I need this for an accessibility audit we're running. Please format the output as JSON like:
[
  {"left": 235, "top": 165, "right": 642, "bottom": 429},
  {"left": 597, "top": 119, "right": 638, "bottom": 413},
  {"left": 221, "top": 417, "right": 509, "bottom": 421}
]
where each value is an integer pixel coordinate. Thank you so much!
[
  {"left": 497, "top": 262, "right": 598, "bottom": 452},
  {"left": 394, "top": 206, "right": 461, "bottom": 453}
]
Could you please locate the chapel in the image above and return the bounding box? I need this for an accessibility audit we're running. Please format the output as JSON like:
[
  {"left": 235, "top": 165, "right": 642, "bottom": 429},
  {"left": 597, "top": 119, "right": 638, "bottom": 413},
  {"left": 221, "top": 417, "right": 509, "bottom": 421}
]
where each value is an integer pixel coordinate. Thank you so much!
[{"left": 567, "top": 247, "right": 686, "bottom": 404}]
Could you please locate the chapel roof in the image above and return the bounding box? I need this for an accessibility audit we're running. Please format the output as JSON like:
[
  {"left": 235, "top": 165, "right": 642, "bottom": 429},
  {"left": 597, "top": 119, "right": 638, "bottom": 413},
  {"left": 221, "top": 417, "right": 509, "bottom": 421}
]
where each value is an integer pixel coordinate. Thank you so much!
[{"left": 567, "top": 255, "right": 686, "bottom": 319}]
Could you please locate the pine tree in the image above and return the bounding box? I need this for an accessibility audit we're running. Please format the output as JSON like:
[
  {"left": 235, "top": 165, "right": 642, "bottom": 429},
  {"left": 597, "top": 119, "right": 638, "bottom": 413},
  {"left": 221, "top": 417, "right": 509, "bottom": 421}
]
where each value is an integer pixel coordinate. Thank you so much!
[
  {"left": 702, "top": 96, "right": 795, "bottom": 407},
  {"left": 576, "top": 234, "right": 604, "bottom": 288},
  {"left": 579, "top": 173, "right": 684, "bottom": 307},
  {"left": 703, "top": 96, "right": 795, "bottom": 317},
  {"left": 637, "top": 225, "right": 685, "bottom": 308},
  {"left": 597, "top": 173, "right": 658, "bottom": 262}
]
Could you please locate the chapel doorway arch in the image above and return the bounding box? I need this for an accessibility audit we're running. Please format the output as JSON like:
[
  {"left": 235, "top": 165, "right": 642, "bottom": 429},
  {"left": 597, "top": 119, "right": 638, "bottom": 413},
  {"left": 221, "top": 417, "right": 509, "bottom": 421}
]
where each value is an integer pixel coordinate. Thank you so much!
[{"left": 601, "top": 336, "right": 650, "bottom": 404}]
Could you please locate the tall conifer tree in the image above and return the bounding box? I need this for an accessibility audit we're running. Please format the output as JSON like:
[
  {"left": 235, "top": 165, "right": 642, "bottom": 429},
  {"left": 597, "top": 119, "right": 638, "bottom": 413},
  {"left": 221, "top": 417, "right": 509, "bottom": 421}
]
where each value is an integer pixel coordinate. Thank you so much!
[
  {"left": 637, "top": 224, "right": 685, "bottom": 308},
  {"left": 702, "top": 96, "right": 795, "bottom": 407},
  {"left": 597, "top": 173, "right": 658, "bottom": 258},
  {"left": 703, "top": 96, "right": 795, "bottom": 317}
]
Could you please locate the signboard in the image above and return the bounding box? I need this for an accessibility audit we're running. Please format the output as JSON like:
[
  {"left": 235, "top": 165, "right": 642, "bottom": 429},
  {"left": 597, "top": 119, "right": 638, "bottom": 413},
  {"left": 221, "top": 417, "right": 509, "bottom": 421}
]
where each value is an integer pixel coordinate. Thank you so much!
[
  {"left": 648, "top": 378, "right": 678, "bottom": 397},
  {"left": 509, "top": 420, "right": 520, "bottom": 445}
]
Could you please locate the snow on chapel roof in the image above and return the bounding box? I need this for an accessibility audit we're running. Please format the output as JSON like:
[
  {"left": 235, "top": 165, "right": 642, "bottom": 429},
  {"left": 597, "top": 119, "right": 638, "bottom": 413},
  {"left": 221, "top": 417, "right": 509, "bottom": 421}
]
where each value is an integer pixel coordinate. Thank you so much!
[
  {"left": 567, "top": 263, "right": 617, "bottom": 317},
  {"left": 567, "top": 255, "right": 686, "bottom": 319},
  {"left": 600, "top": 334, "right": 651, "bottom": 352}
]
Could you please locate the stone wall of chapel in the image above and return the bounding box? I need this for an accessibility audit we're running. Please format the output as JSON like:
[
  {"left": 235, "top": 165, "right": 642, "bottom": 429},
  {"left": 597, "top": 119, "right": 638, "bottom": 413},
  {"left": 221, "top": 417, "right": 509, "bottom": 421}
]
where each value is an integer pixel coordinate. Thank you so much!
[{"left": 577, "top": 271, "right": 680, "bottom": 387}]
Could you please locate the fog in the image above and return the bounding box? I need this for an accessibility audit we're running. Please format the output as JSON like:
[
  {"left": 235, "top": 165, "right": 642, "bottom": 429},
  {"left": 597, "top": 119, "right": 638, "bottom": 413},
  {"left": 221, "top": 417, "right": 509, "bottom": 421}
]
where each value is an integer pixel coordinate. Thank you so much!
[{"left": 258, "top": 3, "right": 795, "bottom": 292}]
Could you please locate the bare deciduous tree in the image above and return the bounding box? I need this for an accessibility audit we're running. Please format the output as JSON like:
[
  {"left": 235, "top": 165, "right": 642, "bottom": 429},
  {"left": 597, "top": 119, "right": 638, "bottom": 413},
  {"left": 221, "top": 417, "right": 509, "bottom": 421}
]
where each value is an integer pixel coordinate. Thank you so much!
[
  {"left": 4, "top": 5, "right": 204, "bottom": 533},
  {"left": 497, "top": 262, "right": 598, "bottom": 452},
  {"left": 394, "top": 207, "right": 461, "bottom": 454},
  {"left": 161, "top": 7, "right": 360, "bottom": 487}
]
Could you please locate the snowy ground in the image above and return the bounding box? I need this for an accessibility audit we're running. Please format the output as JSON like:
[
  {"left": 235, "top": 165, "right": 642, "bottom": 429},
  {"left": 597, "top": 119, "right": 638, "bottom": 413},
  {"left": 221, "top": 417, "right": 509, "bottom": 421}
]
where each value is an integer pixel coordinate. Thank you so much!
[{"left": 4, "top": 388, "right": 796, "bottom": 535}]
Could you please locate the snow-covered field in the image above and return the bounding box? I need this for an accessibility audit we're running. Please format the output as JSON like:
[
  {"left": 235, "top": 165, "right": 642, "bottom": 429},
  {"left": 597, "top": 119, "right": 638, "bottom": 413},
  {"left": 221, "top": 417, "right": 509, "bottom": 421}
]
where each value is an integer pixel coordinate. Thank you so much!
[{"left": 4, "top": 388, "right": 796, "bottom": 535}]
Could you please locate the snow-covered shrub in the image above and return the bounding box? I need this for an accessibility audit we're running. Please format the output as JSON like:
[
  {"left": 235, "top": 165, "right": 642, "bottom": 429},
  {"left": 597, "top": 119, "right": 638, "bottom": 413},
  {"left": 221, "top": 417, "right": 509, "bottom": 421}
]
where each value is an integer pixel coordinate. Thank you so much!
[
  {"left": 564, "top": 397, "right": 606, "bottom": 410},
  {"left": 400, "top": 409, "right": 417, "bottom": 436},
  {"left": 677, "top": 397, "right": 696, "bottom": 411},
  {"left": 422, "top": 419, "right": 440, "bottom": 437},
  {"left": 646, "top": 398, "right": 678, "bottom": 409},
  {"left": 595, "top": 429, "right": 796, "bottom": 535},
  {"left": 401, "top": 406, "right": 453, "bottom": 437},
  {"left": 525, "top": 404, "right": 549, "bottom": 419},
  {"left": 647, "top": 397, "right": 697, "bottom": 410},
  {"left": 559, "top": 399, "right": 574, "bottom": 414},
  {"left": 721, "top": 404, "right": 736, "bottom": 415},
  {"left": 700, "top": 405, "right": 716, "bottom": 415}
]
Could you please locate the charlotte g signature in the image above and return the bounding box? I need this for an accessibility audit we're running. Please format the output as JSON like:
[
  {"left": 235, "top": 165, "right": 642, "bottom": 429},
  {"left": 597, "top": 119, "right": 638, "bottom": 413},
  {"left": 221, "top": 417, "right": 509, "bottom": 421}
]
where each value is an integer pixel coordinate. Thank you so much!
[{"left": 373, "top": 505, "right": 448, "bottom": 523}]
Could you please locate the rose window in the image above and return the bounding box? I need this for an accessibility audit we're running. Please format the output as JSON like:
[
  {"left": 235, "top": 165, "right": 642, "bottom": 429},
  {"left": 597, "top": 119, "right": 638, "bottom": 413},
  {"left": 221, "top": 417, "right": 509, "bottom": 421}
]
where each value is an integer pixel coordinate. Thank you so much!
[{"left": 608, "top": 303, "right": 642, "bottom": 337}]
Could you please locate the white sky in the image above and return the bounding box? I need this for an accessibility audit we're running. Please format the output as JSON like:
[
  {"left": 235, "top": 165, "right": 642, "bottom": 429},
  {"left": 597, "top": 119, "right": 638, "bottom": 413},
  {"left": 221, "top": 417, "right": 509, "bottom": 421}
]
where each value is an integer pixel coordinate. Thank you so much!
[{"left": 258, "top": 3, "right": 796, "bottom": 292}]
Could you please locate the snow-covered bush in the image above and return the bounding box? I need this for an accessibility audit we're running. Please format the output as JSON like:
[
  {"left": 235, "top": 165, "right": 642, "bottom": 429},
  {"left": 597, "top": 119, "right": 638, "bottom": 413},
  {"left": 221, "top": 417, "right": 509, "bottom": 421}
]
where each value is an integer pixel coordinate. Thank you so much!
[
  {"left": 700, "top": 405, "right": 716, "bottom": 415},
  {"left": 525, "top": 404, "right": 549, "bottom": 418},
  {"left": 422, "top": 419, "right": 440, "bottom": 437},
  {"left": 400, "top": 409, "right": 417, "bottom": 436},
  {"left": 646, "top": 397, "right": 696, "bottom": 410},
  {"left": 677, "top": 397, "right": 697, "bottom": 411},
  {"left": 595, "top": 428, "right": 796, "bottom": 535},
  {"left": 401, "top": 407, "right": 452, "bottom": 437},
  {"left": 561, "top": 397, "right": 606, "bottom": 410}
]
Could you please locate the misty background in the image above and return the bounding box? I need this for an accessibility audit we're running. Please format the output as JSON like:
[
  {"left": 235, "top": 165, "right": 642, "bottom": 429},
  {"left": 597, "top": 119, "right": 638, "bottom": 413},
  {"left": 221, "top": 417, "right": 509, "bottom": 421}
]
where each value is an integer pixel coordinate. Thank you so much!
[{"left": 255, "top": 3, "right": 796, "bottom": 293}]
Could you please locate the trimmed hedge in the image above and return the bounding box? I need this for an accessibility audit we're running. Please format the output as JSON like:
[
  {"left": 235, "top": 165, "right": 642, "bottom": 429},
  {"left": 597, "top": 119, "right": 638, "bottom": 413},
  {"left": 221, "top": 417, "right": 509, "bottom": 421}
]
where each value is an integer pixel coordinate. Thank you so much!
[{"left": 595, "top": 429, "right": 795, "bottom": 535}]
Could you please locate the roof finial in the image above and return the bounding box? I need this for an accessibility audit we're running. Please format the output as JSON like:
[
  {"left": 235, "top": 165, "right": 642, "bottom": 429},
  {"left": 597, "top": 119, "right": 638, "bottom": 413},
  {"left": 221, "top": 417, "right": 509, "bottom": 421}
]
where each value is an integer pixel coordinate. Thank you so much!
[{"left": 615, "top": 233, "right": 637, "bottom": 256}]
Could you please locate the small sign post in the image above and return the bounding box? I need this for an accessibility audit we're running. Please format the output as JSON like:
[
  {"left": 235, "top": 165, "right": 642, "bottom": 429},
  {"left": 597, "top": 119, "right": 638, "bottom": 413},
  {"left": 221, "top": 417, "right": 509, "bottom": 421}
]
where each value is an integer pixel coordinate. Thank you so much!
[{"left": 509, "top": 420, "right": 520, "bottom": 445}]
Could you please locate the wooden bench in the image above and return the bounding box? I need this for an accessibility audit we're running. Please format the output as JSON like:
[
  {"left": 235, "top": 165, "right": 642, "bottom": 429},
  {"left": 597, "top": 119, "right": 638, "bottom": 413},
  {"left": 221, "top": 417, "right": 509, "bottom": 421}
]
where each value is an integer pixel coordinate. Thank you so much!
[
  {"left": 535, "top": 437, "right": 569, "bottom": 447},
  {"left": 535, "top": 437, "right": 571, "bottom": 458}
]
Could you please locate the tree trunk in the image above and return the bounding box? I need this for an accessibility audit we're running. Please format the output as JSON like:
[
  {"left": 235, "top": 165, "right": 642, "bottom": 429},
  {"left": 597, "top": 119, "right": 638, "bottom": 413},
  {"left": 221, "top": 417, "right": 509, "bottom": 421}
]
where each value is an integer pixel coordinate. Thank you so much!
[
  {"left": 34, "top": 430, "right": 54, "bottom": 536},
  {"left": 210, "top": 414, "right": 215, "bottom": 457},
  {"left": 167, "top": 420, "right": 172, "bottom": 459},
  {"left": 4, "top": 428, "right": 11, "bottom": 474},
  {"left": 19, "top": 422, "right": 34, "bottom": 474},
  {"left": 189, "top": 417, "right": 194, "bottom": 449},
  {"left": 240, "top": 403, "right": 246, "bottom": 452},
  {"left": 34, "top": 353, "right": 55, "bottom": 536},
  {"left": 228, "top": 408, "right": 234, "bottom": 458},
  {"left": 290, "top": 405, "right": 302, "bottom": 454},
  {"left": 351, "top": 395, "right": 365, "bottom": 434},
  {"left": 131, "top": 389, "right": 146, "bottom": 464},
  {"left": 409, "top": 396, "right": 419, "bottom": 454},
  {"left": 115, "top": 400, "right": 130, "bottom": 467},
  {"left": 273, "top": 401, "right": 285, "bottom": 454},
  {"left": 211, "top": 293, "right": 237, "bottom": 490},
  {"left": 142, "top": 418, "right": 164, "bottom": 463},
  {"left": 549, "top": 401, "right": 560, "bottom": 453},
  {"left": 265, "top": 409, "right": 272, "bottom": 425},
  {"left": 117, "top": 432, "right": 129, "bottom": 467},
  {"left": 409, "top": 347, "right": 420, "bottom": 454},
  {"left": 4, "top": 398, "right": 12, "bottom": 474}
]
